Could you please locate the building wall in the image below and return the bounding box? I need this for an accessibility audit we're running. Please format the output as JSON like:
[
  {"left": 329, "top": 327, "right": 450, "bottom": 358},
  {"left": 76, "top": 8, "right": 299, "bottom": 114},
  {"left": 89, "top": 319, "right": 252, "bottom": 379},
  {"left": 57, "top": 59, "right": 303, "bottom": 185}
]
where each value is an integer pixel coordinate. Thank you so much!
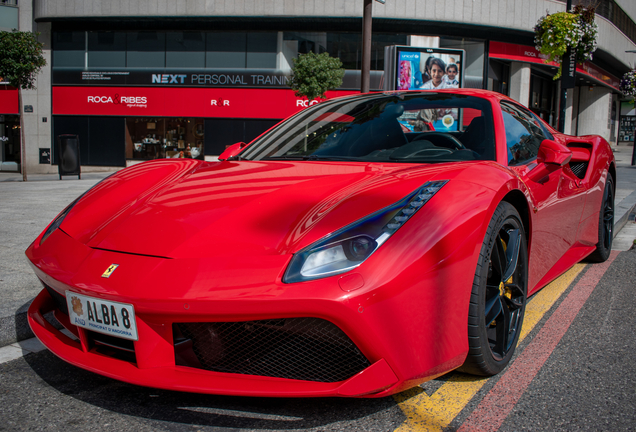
[
  {"left": 616, "top": 0, "right": 636, "bottom": 23},
  {"left": 575, "top": 86, "right": 613, "bottom": 141},
  {"left": 33, "top": 0, "right": 636, "bottom": 70},
  {"left": 18, "top": 0, "right": 636, "bottom": 174}
]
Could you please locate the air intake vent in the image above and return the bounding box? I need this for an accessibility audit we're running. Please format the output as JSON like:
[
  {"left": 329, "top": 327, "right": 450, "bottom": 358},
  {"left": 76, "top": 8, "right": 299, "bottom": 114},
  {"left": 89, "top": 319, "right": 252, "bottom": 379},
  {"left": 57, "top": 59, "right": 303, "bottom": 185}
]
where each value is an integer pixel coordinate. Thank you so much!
[
  {"left": 174, "top": 318, "right": 371, "bottom": 382},
  {"left": 570, "top": 161, "right": 588, "bottom": 179}
]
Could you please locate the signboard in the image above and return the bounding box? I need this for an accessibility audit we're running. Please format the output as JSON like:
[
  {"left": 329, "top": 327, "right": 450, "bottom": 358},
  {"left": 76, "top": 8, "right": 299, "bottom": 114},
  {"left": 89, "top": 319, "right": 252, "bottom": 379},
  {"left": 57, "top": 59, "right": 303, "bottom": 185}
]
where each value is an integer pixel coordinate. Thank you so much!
[
  {"left": 489, "top": 41, "right": 620, "bottom": 91},
  {"left": 561, "top": 46, "right": 576, "bottom": 89},
  {"left": 384, "top": 46, "right": 465, "bottom": 91},
  {"left": 52, "top": 69, "right": 382, "bottom": 90},
  {"left": 52, "top": 86, "right": 357, "bottom": 119},
  {"left": 39, "top": 148, "right": 51, "bottom": 164},
  {"left": 0, "top": 86, "right": 19, "bottom": 114}
]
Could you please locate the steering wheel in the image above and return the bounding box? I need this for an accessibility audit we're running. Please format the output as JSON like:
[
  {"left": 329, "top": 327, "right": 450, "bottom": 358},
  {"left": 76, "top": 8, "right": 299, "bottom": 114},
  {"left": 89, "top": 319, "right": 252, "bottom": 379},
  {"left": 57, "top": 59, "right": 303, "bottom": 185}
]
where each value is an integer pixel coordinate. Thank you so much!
[{"left": 413, "top": 132, "right": 465, "bottom": 150}]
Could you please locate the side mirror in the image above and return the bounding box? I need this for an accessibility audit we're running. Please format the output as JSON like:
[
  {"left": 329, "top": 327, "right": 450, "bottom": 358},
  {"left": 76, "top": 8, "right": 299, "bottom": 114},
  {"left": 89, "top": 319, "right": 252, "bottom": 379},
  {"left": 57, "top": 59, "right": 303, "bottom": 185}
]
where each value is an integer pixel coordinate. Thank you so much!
[
  {"left": 218, "top": 142, "right": 247, "bottom": 161},
  {"left": 537, "top": 139, "right": 572, "bottom": 166}
]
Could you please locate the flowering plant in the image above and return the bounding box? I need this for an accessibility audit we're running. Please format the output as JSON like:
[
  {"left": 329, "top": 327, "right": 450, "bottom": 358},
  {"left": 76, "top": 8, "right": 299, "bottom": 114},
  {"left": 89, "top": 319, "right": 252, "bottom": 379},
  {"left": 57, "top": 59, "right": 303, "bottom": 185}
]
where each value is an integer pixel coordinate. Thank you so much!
[
  {"left": 534, "top": 5, "right": 598, "bottom": 79},
  {"left": 620, "top": 69, "right": 636, "bottom": 99}
]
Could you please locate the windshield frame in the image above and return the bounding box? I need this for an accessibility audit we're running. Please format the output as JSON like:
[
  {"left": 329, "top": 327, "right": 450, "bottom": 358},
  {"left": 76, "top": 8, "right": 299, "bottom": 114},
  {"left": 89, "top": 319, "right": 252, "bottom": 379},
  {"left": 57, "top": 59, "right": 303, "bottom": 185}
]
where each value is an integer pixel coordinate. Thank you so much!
[{"left": 239, "top": 92, "right": 496, "bottom": 164}]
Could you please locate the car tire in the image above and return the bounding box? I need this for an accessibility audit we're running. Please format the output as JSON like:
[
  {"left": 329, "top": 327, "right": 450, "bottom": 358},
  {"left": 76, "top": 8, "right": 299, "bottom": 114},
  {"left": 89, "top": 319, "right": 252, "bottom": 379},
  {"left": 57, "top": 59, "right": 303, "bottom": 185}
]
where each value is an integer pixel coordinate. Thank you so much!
[
  {"left": 587, "top": 175, "right": 614, "bottom": 263},
  {"left": 459, "top": 201, "right": 528, "bottom": 376}
]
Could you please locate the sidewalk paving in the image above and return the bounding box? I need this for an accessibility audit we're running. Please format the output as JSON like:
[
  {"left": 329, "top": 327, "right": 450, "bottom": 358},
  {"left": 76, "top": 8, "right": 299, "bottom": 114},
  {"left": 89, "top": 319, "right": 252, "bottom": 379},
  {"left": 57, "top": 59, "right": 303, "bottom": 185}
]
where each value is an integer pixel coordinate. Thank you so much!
[{"left": 1, "top": 147, "right": 635, "bottom": 348}]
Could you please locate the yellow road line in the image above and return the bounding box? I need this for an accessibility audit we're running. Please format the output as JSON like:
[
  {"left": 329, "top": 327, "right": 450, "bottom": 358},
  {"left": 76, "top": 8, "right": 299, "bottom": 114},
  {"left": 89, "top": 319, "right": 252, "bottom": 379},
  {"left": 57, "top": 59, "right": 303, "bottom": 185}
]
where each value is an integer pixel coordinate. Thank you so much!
[{"left": 393, "top": 263, "right": 586, "bottom": 432}]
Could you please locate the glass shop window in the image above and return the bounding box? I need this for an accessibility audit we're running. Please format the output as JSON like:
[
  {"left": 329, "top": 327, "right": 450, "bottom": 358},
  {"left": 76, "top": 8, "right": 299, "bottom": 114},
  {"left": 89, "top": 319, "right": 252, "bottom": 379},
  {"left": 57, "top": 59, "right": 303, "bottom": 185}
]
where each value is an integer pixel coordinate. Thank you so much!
[
  {"left": 87, "top": 31, "right": 126, "bottom": 68},
  {"left": 206, "top": 32, "right": 247, "bottom": 68},
  {"left": 246, "top": 32, "right": 278, "bottom": 69},
  {"left": 166, "top": 32, "right": 206, "bottom": 68},
  {"left": 52, "top": 31, "right": 86, "bottom": 68},
  {"left": 125, "top": 117, "right": 205, "bottom": 161},
  {"left": 127, "top": 32, "right": 166, "bottom": 68}
]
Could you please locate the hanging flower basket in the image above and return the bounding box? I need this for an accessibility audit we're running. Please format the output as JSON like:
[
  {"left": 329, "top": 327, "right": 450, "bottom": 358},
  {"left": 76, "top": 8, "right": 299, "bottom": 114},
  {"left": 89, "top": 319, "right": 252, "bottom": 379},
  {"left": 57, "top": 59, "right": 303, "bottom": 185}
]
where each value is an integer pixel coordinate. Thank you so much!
[
  {"left": 534, "top": 5, "right": 598, "bottom": 80},
  {"left": 620, "top": 70, "right": 636, "bottom": 99}
]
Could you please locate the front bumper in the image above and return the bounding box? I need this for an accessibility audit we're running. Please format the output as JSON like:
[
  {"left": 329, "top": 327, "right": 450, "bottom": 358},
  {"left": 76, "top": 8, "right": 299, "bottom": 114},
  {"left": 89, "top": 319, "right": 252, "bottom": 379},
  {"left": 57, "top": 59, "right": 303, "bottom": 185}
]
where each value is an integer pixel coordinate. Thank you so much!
[{"left": 29, "top": 287, "right": 399, "bottom": 398}]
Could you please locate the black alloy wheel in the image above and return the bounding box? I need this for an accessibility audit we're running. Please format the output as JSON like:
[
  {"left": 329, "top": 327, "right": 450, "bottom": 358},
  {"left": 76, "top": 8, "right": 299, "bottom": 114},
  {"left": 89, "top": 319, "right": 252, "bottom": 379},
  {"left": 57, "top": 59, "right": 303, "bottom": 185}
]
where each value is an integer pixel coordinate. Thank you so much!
[
  {"left": 460, "top": 201, "right": 528, "bottom": 376},
  {"left": 588, "top": 175, "right": 614, "bottom": 263}
]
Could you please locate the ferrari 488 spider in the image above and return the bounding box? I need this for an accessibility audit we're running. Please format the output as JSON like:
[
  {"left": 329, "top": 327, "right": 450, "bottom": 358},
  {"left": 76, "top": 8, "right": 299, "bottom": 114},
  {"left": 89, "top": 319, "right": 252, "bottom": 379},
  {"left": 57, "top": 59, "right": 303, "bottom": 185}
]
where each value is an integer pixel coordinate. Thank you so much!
[{"left": 27, "top": 89, "right": 615, "bottom": 398}]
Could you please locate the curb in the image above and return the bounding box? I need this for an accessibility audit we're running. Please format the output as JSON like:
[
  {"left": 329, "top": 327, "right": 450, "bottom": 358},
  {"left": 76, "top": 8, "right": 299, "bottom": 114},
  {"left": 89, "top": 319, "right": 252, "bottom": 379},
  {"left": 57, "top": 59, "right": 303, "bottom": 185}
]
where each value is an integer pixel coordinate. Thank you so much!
[{"left": 614, "top": 189, "right": 636, "bottom": 239}]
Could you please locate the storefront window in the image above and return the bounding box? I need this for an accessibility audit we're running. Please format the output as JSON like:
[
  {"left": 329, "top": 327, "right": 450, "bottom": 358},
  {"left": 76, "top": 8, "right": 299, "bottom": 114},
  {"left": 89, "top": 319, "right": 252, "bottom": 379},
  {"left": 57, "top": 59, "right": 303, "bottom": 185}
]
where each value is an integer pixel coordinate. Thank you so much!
[
  {"left": 53, "top": 31, "right": 85, "bottom": 68},
  {"left": 127, "top": 31, "right": 166, "bottom": 68},
  {"left": 206, "top": 32, "right": 247, "bottom": 68},
  {"left": 283, "top": 32, "right": 406, "bottom": 71},
  {"left": 439, "top": 37, "right": 485, "bottom": 89},
  {"left": 488, "top": 59, "right": 510, "bottom": 95},
  {"left": 246, "top": 32, "right": 278, "bottom": 69},
  {"left": 88, "top": 31, "right": 126, "bottom": 68},
  {"left": 0, "top": 115, "right": 20, "bottom": 164},
  {"left": 530, "top": 72, "right": 557, "bottom": 126},
  {"left": 167, "top": 32, "right": 205, "bottom": 68},
  {"left": 125, "top": 117, "right": 205, "bottom": 160}
]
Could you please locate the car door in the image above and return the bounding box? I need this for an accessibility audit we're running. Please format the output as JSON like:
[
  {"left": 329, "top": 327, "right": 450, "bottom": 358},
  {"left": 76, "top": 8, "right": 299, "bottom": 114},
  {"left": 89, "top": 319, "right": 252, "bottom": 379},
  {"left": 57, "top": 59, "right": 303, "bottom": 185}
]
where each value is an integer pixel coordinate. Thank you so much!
[{"left": 501, "top": 102, "right": 586, "bottom": 292}]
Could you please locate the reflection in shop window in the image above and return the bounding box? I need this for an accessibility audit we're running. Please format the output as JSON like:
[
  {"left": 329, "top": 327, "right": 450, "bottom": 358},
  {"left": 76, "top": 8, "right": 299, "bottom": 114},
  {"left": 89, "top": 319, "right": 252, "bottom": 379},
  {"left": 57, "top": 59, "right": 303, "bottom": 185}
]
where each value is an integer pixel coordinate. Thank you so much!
[{"left": 125, "top": 117, "right": 204, "bottom": 161}]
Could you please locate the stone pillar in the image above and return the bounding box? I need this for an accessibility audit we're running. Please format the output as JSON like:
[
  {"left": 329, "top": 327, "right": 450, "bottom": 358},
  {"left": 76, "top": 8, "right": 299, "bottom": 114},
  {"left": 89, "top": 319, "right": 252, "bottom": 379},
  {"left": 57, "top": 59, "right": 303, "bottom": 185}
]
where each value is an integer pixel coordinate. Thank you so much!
[
  {"left": 564, "top": 87, "right": 574, "bottom": 136},
  {"left": 576, "top": 86, "right": 612, "bottom": 141},
  {"left": 509, "top": 62, "right": 531, "bottom": 108}
]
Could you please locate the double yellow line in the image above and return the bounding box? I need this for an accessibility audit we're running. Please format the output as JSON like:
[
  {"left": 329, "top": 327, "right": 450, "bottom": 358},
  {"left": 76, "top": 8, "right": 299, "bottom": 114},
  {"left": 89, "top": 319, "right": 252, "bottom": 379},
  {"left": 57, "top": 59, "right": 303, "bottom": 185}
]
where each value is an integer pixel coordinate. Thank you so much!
[{"left": 394, "top": 263, "right": 586, "bottom": 432}]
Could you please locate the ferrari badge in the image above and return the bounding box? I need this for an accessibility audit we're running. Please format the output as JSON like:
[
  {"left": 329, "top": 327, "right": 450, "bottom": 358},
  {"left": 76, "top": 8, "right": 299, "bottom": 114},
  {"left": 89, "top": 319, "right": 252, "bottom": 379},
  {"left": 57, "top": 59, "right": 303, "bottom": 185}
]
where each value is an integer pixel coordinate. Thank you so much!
[{"left": 102, "top": 264, "right": 119, "bottom": 278}]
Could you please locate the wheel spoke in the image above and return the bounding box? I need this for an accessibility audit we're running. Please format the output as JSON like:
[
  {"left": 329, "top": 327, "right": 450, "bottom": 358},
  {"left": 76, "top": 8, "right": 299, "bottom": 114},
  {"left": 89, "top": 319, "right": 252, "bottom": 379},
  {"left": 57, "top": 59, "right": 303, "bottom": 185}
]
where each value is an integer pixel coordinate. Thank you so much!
[
  {"left": 485, "top": 295, "right": 502, "bottom": 325},
  {"left": 491, "top": 236, "right": 505, "bottom": 279},
  {"left": 494, "top": 302, "right": 511, "bottom": 356},
  {"left": 502, "top": 229, "right": 521, "bottom": 282}
]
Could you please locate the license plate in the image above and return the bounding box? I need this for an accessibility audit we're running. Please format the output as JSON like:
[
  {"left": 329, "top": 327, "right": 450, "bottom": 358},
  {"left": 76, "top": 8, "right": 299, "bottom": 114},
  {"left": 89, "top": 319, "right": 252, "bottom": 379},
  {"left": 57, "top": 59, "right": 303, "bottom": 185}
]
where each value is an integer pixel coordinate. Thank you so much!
[{"left": 65, "top": 292, "right": 138, "bottom": 341}]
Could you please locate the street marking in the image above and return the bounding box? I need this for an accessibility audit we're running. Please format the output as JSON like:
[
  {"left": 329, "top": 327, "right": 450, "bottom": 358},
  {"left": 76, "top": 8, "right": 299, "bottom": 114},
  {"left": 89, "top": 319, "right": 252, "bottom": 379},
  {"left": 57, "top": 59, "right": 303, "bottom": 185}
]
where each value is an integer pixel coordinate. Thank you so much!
[
  {"left": 458, "top": 251, "right": 618, "bottom": 432},
  {"left": 394, "top": 263, "right": 586, "bottom": 432}
]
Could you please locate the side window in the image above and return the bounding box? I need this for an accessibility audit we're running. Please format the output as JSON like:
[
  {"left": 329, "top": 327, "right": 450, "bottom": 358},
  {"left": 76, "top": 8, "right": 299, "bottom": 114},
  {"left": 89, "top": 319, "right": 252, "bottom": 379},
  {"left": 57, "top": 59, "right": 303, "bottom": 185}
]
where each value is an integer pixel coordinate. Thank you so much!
[{"left": 501, "top": 102, "right": 547, "bottom": 166}]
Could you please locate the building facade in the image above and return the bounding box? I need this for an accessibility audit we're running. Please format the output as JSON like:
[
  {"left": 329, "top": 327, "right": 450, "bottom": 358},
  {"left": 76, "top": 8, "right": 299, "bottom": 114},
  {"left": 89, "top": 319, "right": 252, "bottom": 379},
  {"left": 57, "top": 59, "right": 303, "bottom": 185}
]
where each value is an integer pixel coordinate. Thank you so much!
[{"left": 1, "top": 0, "right": 635, "bottom": 174}]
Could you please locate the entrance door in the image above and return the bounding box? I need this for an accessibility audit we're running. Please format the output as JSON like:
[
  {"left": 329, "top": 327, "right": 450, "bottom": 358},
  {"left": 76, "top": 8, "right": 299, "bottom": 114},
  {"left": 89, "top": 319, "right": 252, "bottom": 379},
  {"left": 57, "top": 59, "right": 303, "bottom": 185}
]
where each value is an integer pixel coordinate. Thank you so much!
[
  {"left": 529, "top": 72, "right": 557, "bottom": 128},
  {"left": 0, "top": 115, "right": 21, "bottom": 172}
]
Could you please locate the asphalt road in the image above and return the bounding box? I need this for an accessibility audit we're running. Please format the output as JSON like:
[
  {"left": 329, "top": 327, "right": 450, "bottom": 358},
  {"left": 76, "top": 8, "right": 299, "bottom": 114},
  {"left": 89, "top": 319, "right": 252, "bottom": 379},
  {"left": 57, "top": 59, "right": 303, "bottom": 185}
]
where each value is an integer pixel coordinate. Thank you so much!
[{"left": 1, "top": 248, "right": 635, "bottom": 432}]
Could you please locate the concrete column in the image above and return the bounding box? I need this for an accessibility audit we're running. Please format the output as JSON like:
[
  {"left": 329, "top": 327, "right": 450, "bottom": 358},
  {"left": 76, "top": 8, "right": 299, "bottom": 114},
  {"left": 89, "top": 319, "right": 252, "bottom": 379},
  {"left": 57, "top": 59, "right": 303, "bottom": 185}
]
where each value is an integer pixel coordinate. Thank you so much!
[
  {"left": 564, "top": 87, "right": 574, "bottom": 136},
  {"left": 576, "top": 86, "right": 612, "bottom": 141},
  {"left": 509, "top": 62, "right": 531, "bottom": 108}
]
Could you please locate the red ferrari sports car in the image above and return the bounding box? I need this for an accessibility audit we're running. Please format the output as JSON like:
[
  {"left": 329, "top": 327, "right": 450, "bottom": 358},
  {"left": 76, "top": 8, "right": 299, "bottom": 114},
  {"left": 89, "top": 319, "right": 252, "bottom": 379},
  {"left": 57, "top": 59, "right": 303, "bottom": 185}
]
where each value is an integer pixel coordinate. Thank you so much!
[{"left": 27, "top": 89, "right": 614, "bottom": 398}]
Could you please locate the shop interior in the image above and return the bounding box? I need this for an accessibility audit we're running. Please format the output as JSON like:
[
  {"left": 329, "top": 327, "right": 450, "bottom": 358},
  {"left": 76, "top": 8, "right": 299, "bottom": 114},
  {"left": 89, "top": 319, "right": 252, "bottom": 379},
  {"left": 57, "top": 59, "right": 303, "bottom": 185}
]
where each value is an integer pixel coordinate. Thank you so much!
[{"left": 125, "top": 117, "right": 205, "bottom": 160}]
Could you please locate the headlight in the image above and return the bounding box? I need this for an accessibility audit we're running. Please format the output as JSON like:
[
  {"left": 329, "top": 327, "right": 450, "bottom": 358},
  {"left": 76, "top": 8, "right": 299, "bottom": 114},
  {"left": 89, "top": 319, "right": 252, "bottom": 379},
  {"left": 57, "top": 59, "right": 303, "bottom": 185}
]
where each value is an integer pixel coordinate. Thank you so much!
[
  {"left": 283, "top": 180, "right": 448, "bottom": 283},
  {"left": 39, "top": 200, "right": 77, "bottom": 245},
  {"left": 39, "top": 173, "right": 116, "bottom": 245}
]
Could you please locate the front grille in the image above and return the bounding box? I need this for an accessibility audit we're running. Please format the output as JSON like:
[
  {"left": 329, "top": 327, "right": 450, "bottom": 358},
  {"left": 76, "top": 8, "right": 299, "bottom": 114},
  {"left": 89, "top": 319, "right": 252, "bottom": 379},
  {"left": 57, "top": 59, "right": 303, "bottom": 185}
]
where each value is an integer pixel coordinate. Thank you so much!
[
  {"left": 86, "top": 330, "right": 136, "bottom": 363},
  {"left": 570, "top": 161, "right": 588, "bottom": 179},
  {"left": 174, "top": 318, "right": 371, "bottom": 383},
  {"left": 42, "top": 281, "right": 69, "bottom": 315}
]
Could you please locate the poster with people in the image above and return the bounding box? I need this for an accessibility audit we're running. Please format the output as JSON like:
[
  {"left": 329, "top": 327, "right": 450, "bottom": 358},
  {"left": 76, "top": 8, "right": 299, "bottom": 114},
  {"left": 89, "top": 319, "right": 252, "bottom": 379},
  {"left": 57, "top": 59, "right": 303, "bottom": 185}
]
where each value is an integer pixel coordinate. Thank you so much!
[
  {"left": 391, "top": 46, "right": 465, "bottom": 132},
  {"left": 395, "top": 47, "right": 464, "bottom": 91}
]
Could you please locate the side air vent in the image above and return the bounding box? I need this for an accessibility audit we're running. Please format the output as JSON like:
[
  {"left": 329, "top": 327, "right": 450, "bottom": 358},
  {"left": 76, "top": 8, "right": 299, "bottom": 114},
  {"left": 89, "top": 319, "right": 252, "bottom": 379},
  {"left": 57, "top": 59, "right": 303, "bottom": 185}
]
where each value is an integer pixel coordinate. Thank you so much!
[
  {"left": 566, "top": 143, "right": 592, "bottom": 180},
  {"left": 569, "top": 161, "right": 588, "bottom": 179}
]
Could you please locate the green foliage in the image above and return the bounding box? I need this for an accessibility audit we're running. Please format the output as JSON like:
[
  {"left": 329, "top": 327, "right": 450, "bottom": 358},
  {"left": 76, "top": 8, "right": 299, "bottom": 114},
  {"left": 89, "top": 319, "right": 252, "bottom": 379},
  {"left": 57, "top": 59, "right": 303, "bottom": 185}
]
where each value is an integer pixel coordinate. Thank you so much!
[
  {"left": 0, "top": 30, "right": 46, "bottom": 90},
  {"left": 289, "top": 52, "right": 345, "bottom": 101},
  {"left": 534, "top": 6, "right": 597, "bottom": 80}
]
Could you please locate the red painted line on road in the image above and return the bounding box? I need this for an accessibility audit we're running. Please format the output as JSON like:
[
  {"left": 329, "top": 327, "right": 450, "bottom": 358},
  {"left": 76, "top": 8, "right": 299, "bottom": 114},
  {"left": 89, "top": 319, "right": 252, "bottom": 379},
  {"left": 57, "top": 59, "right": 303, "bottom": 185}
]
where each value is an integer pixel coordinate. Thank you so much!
[{"left": 458, "top": 251, "right": 619, "bottom": 432}]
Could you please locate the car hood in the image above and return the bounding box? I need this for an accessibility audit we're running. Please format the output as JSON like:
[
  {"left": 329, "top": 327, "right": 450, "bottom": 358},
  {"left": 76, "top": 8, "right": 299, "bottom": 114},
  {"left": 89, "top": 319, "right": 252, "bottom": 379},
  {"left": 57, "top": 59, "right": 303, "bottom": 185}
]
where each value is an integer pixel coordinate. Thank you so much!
[{"left": 59, "top": 159, "right": 474, "bottom": 259}]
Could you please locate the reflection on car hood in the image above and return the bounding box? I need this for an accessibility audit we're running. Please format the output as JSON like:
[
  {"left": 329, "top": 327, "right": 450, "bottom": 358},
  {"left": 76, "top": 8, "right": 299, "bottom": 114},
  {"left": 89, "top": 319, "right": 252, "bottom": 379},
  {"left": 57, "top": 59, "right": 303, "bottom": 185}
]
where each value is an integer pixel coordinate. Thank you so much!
[{"left": 60, "top": 159, "right": 470, "bottom": 259}]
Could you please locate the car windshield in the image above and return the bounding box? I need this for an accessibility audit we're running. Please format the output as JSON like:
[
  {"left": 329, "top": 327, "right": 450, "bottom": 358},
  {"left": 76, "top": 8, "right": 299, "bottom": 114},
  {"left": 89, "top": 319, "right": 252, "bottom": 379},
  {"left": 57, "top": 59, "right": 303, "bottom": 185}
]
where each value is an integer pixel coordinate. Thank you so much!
[{"left": 240, "top": 92, "right": 496, "bottom": 163}]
